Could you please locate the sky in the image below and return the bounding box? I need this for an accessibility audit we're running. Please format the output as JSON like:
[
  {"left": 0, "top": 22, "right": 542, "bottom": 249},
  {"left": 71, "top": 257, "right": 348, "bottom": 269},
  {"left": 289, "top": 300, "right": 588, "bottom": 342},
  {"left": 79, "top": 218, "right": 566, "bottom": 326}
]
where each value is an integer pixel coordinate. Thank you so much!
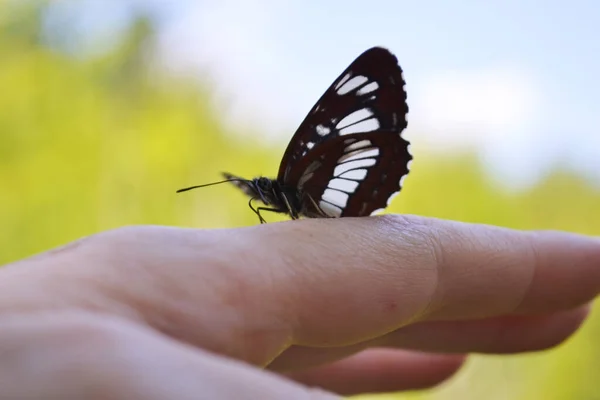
[{"left": 49, "top": 0, "right": 600, "bottom": 190}]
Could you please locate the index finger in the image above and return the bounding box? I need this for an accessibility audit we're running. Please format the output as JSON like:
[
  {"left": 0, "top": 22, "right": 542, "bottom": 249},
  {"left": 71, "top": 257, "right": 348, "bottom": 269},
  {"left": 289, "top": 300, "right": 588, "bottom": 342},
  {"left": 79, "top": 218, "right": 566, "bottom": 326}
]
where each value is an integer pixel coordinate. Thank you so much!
[
  {"left": 252, "top": 215, "right": 600, "bottom": 346},
  {"left": 0, "top": 217, "right": 597, "bottom": 365}
]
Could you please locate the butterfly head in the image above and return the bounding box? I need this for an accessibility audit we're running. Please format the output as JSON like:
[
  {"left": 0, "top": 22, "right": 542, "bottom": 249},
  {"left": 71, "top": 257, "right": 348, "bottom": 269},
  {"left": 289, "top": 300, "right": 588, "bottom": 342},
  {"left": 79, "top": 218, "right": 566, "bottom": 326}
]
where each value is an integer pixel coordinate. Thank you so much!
[
  {"left": 250, "top": 177, "right": 278, "bottom": 205},
  {"left": 254, "top": 177, "right": 273, "bottom": 191}
]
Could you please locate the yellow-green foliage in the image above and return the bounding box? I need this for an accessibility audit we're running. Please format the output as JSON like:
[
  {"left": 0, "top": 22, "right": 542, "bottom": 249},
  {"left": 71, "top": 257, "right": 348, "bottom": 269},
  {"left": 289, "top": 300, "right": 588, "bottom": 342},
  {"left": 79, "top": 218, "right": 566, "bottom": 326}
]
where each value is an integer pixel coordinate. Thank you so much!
[{"left": 1, "top": 4, "right": 598, "bottom": 399}]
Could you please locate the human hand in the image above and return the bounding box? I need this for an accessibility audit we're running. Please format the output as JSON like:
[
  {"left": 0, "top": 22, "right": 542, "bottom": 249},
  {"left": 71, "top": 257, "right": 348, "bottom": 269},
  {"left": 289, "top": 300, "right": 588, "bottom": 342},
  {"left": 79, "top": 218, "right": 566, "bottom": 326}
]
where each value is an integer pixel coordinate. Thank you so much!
[{"left": 0, "top": 215, "right": 598, "bottom": 398}]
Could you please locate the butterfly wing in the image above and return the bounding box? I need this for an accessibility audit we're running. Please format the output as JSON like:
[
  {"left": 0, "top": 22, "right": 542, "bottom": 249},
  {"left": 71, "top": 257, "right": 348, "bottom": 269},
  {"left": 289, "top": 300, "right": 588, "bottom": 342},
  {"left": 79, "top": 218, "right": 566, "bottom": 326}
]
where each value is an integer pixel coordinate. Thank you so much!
[
  {"left": 277, "top": 47, "right": 408, "bottom": 182},
  {"left": 277, "top": 47, "right": 411, "bottom": 217},
  {"left": 291, "top": 131, "right": 411, "bottom": 217}
]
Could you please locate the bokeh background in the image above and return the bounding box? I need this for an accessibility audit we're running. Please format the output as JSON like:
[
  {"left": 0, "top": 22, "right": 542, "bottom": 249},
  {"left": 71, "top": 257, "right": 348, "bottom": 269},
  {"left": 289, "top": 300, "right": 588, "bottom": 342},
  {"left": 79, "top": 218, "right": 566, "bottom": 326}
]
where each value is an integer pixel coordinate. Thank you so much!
[{"left": 1, "top": 1, "right": 599, "bottom": 399}]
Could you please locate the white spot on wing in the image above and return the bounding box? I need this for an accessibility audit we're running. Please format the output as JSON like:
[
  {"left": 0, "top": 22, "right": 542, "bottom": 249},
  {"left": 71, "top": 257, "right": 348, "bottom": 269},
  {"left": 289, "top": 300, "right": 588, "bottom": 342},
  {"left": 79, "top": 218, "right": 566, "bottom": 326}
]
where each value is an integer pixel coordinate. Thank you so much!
[
  {"left": 336, "top": 109, "right": 380, "bottom": 135},
  {"left": 345, "top": 140, "right": 372, "bottom": 152},
  {"left": 319, "top": 201, "right": 342, "bottom": 217},
  {"left": 400, "top": 175, "right": 408, "bottom": 187},
  {"left": 334, "top": 73, "right": 352, "bottom": 91},
  {"left": 385, "top": 191, "right": 400, "bottom": 206},
  {"left": 357, "top": 81, "right": 379, "bottom": 95},
  {"left": 337, "top": 75, "right": 369, "bottom": 95},
  {"left": 339, "top": 148, "right": 379, "bottom": 163},
  {"left": 339, "top": 119, "right": 380, "bottom": 135},
  {"left": 337, "top": 109, "right": 373, "bottom": 129},
  {"left": 328, "top": 178, "right": 359, "bottom": 193},
  {"left": 334, "top": 158, "right": 376, "bottom": 176},
  {"left": 322, "top": 188, "right": 349, "bottom": 208},
  {"left": 316, "top": 125, "right": 331, "bottom": 136},
  {"left": 338, "top": 169, "right": 368, "bottom": 180},
  {"left": 306, "top": 142, "right": 315, "bottom": 149}
]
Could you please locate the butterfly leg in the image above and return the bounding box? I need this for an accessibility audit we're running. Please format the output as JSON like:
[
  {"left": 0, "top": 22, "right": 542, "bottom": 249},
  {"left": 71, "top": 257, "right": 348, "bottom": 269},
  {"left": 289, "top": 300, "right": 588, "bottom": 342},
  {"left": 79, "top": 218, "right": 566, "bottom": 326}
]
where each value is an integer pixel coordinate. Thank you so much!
[
  {"left": 280, "top": 192, "right": 299, "bottom": 220},
  {"left": 248, "top": 197, "right": 283, "bottom": 223},
  {"left": 256, "top": 207, "right": 286, "bottom": 223},
  {"left": 248, "top": 197, "right": 268, "bottom": 223}
]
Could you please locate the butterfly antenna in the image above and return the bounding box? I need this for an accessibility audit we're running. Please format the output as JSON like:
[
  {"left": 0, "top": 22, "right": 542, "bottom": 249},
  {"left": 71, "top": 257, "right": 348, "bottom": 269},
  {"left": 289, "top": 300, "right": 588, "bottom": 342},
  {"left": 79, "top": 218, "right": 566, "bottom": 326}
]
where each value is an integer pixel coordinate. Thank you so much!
[{"left": 176, "top": 178, "right": 249, "bottom": 193}]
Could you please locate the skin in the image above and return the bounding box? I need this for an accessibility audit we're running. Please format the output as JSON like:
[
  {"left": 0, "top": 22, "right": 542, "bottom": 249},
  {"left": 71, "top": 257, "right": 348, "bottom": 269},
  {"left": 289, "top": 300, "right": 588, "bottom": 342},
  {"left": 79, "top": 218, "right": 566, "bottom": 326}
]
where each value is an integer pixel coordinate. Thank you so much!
[{"left": 0, "top": 214, "right": 598, "bottom": 399}]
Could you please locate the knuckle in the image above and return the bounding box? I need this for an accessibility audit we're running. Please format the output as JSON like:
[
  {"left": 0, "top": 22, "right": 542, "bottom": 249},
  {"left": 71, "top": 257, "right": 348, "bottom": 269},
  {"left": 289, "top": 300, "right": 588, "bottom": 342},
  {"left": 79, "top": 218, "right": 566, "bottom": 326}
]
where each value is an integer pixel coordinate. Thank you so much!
[
  {"left": 375, "top": 214, "right": 445, "bottom": 270},
  {"left": 371, "top": 214, "right": 444, "bottom": 318}
]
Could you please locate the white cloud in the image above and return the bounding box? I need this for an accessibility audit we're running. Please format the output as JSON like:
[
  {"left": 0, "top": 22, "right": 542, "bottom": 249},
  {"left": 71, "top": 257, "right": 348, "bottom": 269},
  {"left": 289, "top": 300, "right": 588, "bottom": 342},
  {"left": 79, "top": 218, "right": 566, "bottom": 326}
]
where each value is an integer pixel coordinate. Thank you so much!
[
  {"left": 157, "top": 0, "right": 295, "bottom": 139},
  {"left": 406, "top": 66, "right": 554, "bottom": 190},
  {"left": 410, "top": 66, "right": 540, "bottom": 150},
  {"left": 570, "top": 134, "right": 600, "bottom": 187},
  {"left": 149, "top": 1, "right": 598, "bottom": 190}
]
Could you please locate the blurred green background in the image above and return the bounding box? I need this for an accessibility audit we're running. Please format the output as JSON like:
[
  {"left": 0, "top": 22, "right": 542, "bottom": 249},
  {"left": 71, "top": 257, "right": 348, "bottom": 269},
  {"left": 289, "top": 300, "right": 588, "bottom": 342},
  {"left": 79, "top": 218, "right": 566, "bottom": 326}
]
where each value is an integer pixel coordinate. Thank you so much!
[{"left": 1, "top": 2, "right": 599, "bottom": 399}]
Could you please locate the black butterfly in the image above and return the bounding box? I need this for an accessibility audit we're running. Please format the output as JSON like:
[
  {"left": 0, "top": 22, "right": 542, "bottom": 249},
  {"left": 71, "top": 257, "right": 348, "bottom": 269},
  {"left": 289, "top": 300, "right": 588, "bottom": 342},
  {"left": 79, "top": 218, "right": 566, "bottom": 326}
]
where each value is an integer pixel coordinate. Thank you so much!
[{"left": 177, "top": 47, "right": 412, "bottom": 224}]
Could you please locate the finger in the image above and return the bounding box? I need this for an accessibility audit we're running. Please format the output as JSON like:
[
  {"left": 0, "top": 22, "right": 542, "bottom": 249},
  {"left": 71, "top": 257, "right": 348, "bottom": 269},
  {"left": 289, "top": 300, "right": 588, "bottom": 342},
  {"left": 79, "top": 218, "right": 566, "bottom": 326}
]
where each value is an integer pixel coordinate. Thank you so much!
[
  {"left": 283, "top": 349, "right": 465, "bottom": 396},
  {"left": 1, "top": 218, "right": 598, "bottom": 366},
  {"left": 0, "top": 312, "right": 341, "bottom": 400},
  {"left": 270, "top": 306, "right": 589, "bottom": 371},
  {"left": 378, "top": 305, "right": 591, "bottom": 353},
  {"left": 251, "top": 215, "right": 600, "bottom": 345}
]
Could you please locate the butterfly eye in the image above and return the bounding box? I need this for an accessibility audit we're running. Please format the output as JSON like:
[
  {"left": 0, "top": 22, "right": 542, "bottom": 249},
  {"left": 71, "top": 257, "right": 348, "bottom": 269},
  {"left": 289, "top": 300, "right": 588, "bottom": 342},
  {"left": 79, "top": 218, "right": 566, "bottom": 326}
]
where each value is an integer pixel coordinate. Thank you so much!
[{"left": 258, "top": 178, "right": 272, "bottom": 190}]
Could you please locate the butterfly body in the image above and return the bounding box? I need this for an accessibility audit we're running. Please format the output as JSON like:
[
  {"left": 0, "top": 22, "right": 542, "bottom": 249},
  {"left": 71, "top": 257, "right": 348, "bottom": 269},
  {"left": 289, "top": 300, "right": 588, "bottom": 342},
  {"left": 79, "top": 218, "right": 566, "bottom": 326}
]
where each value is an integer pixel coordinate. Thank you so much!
[
  {"left": 178, "top": 47, "right": 412, "bottom": 224},
  {"left": 220, "top": 173, "right": 324, "bottom": 223}
]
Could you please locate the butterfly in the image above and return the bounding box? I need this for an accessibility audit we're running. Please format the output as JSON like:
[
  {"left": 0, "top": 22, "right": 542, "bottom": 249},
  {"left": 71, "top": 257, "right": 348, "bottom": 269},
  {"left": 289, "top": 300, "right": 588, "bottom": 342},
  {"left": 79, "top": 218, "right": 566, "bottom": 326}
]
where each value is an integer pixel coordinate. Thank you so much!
[{"left": 177, "top": 47, "right": 412, "bottom": 224}]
